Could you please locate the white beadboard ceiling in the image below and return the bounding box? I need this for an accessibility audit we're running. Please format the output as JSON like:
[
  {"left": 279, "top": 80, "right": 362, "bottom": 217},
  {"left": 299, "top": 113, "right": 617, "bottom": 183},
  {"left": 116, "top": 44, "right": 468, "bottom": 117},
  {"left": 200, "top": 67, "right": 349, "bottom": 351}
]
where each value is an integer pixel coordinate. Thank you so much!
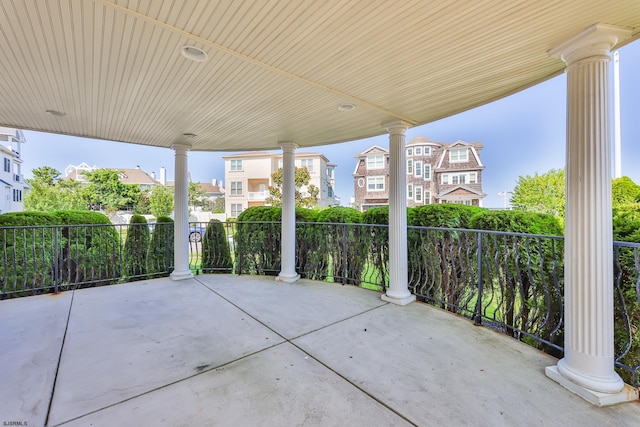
[{"left": 0, "top": 0, "right": 638, "bottom": 151}]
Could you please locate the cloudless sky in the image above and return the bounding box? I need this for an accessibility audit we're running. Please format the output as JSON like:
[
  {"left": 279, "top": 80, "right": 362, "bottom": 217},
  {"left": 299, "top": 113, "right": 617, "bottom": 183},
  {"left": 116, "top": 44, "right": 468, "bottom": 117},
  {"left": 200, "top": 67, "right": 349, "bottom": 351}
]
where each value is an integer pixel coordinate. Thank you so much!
[{"left": 22, "top": 41, "right": 640, "bottom": 209}]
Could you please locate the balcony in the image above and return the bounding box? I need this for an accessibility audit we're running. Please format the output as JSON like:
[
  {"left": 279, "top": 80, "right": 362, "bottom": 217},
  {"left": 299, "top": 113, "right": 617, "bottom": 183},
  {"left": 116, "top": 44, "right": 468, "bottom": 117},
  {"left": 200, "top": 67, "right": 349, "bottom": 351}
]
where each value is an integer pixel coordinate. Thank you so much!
[
  {"left": 248, "top": 191, "right": 269, "bottom": 201},
  {"left": 4, "top": 274, "right": 640, "bottom": 426}
]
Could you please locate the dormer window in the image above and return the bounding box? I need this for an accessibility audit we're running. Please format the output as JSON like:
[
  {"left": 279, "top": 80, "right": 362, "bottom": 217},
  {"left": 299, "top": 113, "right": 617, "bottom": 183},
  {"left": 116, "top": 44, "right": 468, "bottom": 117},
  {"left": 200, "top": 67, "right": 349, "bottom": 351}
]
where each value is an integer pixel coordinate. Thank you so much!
[
  {"left": 449, "top": 148, "right": 468, "bottom": 163},
  {"left": 367, "top": 154, "right": 384, "bottom": 170}
]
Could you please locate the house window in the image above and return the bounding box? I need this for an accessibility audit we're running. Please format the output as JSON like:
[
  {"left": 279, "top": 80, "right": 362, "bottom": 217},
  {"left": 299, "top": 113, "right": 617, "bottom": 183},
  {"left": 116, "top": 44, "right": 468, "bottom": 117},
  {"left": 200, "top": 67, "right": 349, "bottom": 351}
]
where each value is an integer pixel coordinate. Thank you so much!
[
  {"left": 452, "top": 174, "right": 466, "bottom": 185},
  {"left": 407, "top": 159, "right": 413, "bottom": 174},
  {"left": 415, "top": 147, "right": 422, "bottom": 155},
  {"left": 367, "top": 176, "right": 384, "bottom": 191},
  {"left": 469, "top": 172, "right": 477, "bottom": 184},
  {"left": 442, "top": 174, "right": 449, "bottom": 185},
  {"left": 407, "top": 183, "right": 413, "bottom": 199},
  {"left": 415, "top": 161, "right": 422, "bottom": 177},
  {"left": 367, "top": 155, "right": 384, "bottom": 170},
  {"left": 230, "top": 203, "right": 243, "bottom": 217},
  {"left": 415, "top": 186, "right": 423, "bottom": 203},
  {"left": 3, "top": 158, "right": 10, "bottom": 172},
  {"left": 406, "top": 148, "right": 413, "bottom": 156},
  {"left": 230, "top": 159, "right": 243, "bottom": 171},
  {"left": 230, "top": 181, "right": 243, "bottom": 195},
  {"left": 425, "top": 190, "right": 431, "bottom": 204},
  {"left": 449, "top": 148, "right": 468, "bottom": 162},
  {"left": 327, "top": 167, "right": 333, "bottom": 178},
  {"left": 328, "top": 186, "right": 334, "bottom": 198},
  {"left": 424, "top": 146, "right": 431, "bottom": 156},
  {"left": 300, "top": 158, "right": 314, "bottom": 172},
  {"left": 424, "top": 164, "right": 431, "bottom": 180},
  {"left": 13, "top": 189, "right": 22, "bottom": 202}
]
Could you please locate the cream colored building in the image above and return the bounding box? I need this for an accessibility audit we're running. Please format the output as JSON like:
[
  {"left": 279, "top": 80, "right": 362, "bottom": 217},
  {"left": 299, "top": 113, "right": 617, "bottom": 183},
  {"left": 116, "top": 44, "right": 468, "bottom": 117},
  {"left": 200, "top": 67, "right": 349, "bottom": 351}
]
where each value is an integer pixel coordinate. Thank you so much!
[{"left": 223, "top": 151, "right": 338, "bottom": 218}]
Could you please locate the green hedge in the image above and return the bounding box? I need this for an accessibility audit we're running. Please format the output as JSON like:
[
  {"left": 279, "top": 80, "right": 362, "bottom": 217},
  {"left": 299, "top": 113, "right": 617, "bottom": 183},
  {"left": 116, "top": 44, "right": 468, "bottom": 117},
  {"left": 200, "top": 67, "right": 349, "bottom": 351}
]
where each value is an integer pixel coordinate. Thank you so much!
[
  {"left": 148, "top": 216, "right": 174, "bottom": 277},
  {"left": 0, "top": 212, "right": 62, "bottom": 295},
  {"left": 202, "top": 219, "right": 232, "bottom": 273},
  {"left": 316, "top": 207, "right": 365, "bottom": 285},
  {"left": 123, "top": 215, "right": 150, "bottom": 280},
  {"left": 236, "top": 207, "right": 282, "bottom": 274},
  {"left": 51, "top": 210, "right": 121, "bottom": 286}
]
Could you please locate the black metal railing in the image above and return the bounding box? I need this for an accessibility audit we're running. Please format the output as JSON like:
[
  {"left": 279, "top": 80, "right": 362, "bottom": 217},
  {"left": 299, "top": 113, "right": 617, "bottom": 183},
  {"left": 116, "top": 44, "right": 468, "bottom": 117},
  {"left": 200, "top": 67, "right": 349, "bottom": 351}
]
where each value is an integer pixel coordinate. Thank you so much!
[{"left": 1, "top": 220, "right": 638, "bottom": 386}]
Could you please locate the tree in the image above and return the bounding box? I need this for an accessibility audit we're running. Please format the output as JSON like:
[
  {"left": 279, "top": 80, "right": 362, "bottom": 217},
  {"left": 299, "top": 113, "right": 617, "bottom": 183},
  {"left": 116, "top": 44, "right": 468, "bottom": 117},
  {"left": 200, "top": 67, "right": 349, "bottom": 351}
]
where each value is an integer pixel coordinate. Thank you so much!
[
  {"left": 612, "top": 176, "right": 640, "bottom": 208},
  {"left": 212, "top": 196, "right": 225, "bottom": 213},
  {"left": 510, "top": 168, "right": 565, "bottom": 218},
  {"left": 188, "top": 182, "right": 207, "bottom": 210},
  {"left": 149, "top": 185, "right": 174, "bottom": 218},
  {"left": 266, "top": 167, "right": 319, "bottom": 208},
  {"left": 82, "top": 169, "right": 141, "bottom": 211},
  {"left": 24, "top": 166, "right": 86, "bottom": 211}
]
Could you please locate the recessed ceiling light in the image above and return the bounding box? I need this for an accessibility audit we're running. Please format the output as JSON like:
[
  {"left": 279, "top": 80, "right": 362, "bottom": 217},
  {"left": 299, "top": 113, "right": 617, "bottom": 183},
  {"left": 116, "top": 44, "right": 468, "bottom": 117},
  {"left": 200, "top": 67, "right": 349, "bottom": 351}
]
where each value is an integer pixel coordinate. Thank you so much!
[
  {"left": 46, "top": 109, "right": 67, "bottom": 117},
  {"left": 182, "top": 133, "right": 197, "bottom": 138},
  {"left": 179, "top": 45, "right": 208, "bottom": 62},
  {"left": 338, "top": 103, "right": 356, "bottom": 112}
]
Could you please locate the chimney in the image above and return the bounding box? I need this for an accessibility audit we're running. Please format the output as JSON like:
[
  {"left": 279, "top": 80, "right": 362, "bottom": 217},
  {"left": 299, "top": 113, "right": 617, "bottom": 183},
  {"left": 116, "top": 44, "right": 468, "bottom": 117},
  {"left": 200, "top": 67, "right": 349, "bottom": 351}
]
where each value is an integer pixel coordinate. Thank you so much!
[
  {"left": 150, "top": 171, "right": 156, "bottom": 180},
  {"left": 211, "top": 178, "right": 217, "bottom": 186},
  {"left": 159, "top": 167, "right": 166, "bottom": 186}
]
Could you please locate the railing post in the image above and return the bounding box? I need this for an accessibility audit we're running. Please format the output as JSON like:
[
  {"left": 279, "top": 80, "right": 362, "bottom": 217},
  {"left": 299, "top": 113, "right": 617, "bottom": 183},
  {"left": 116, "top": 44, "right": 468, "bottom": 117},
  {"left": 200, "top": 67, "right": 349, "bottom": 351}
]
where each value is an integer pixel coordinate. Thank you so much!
[
  {"left": 236, "top": 222, "right": 242, "bottom": 275},
  {"left": 474, "top": 231, "right": 484, "bottom": 326},
  {"left": 342, "top": 223, "right": 348, "bottom": 284},
  {"left": 53, "top": 226, "right": 59, "bottom": 294}
]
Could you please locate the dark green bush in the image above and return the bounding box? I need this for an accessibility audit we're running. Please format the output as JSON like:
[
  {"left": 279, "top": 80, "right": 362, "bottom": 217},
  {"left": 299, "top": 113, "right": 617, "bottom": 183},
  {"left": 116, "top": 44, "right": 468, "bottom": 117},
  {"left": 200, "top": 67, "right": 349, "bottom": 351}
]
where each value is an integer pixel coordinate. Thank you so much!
[
  {"left": 148, "top": 216, "right": 174, "bottom": 277},
  {"left": 50, "top": 210, "right": 121, "bottom": 286},
  {"left": 0, "top": 212, "right": 62, "bottom": 296},
  {"left": 410, "top": 204, "right": 484, "bottom": 228},
  {"left": 202, "top": 219, "right": 232, "bottom": 273},
  {"left": 236, "top": 207, "right": 281, "bottom": 275},
  {"left": 469, "top": 210, "right": 564, "bottom": 354},
  {"left": 468, "top": 210, "right": 562, "bottom": 235},
  {"left": 123, "top": 215, "right": 150, "bottom": 279},
  {"left": 362, "top": 206, "right": 390, "bottom": 288},
  {"left": 316, "top": 207, "right": 365, "bottom": 285}
]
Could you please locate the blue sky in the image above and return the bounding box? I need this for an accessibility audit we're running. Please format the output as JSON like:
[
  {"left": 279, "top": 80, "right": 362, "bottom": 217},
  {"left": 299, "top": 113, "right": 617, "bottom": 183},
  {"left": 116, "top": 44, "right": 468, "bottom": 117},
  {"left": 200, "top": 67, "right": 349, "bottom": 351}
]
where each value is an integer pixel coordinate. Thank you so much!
[{"left": 22, "top": 41, "right": 640, "bottom": 209}]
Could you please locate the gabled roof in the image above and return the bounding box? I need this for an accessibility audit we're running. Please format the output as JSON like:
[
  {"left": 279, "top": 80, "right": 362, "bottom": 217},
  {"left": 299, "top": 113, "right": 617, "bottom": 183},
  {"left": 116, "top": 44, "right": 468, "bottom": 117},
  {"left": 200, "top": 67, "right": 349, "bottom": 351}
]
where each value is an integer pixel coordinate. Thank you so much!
[
  {"left": 436, "top": 141, "right": 484, "bottom": 169},
  {"left": 437, "top": 185, "right": 486, "bottom": 198},
  {"left": 354, "top": 145, "right": 389, "bottom": 157}
]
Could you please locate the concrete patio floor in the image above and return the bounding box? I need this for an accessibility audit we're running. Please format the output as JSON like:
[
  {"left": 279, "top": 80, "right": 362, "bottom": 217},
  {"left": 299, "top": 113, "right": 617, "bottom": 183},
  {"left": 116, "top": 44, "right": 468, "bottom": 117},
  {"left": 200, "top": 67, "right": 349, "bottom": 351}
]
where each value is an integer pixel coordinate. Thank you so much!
[{"left": 2, "top": 275, "right": 640, "bottom": 426}]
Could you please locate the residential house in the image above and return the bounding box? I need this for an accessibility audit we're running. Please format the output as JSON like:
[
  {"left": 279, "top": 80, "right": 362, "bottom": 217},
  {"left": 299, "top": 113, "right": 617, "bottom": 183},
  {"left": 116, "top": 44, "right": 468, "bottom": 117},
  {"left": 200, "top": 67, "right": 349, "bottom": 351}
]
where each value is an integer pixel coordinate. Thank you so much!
[
  {"left": 353, "top": 136, "right": 486, "bottom": 211},
  {"left": 64, "top": 164, "right": 159, "bottom": 190},
  {"left": 0, "top": 128, "right": 27, "bottom": 213},
  {"left": 223, "top": 151, "right": 338, "bottom": 218}
]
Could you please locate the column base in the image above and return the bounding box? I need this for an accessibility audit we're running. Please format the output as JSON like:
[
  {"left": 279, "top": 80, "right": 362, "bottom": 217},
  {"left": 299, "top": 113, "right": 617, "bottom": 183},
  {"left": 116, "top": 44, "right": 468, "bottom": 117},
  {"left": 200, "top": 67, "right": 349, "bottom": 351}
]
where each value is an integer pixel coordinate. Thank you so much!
[
  {"left": 170, "top": 270, "right": 194, "bottom": 281},
  {"left": 276, "top": 272, "right": 300, "bottom": 283},
  {"left": 381, "top": 292, "right": 416, "bottom": 306},
  {"left": 546, "top": 365, "right": 638, "bottom": 406}
]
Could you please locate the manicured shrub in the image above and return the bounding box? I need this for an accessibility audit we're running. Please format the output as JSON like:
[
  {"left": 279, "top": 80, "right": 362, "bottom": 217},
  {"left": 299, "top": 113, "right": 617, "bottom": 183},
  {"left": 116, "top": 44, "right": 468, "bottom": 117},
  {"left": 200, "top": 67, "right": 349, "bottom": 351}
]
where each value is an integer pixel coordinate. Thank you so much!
[
  {"left": 409, "top": 204, "right": 483, "bottom": 228},
  {"left": 148, "top": 216, "right": 174, "bottom": 277},
  {"left": 236, "top": 207, "right": 281, "bottom": 275},
  {"left": 0, "top": 212, "right": 62, "bottom": 296},
  {"left": 202, "top": 219, "right": 232, "bottom": 273},
  {"left": 362, "top": 206, "right": 390, "bottom": 288},
  {"left": 51, "top": 210, "right": 121, "bottom": 286},
  {"left": 469, "top": 210, "right": 564, "bottom": 354},
  {"left": 123, "top": 215, "right": 150, "bottom": 279},
  {"left": 316, "top": 207, "right": 365, "bottom": 285}
]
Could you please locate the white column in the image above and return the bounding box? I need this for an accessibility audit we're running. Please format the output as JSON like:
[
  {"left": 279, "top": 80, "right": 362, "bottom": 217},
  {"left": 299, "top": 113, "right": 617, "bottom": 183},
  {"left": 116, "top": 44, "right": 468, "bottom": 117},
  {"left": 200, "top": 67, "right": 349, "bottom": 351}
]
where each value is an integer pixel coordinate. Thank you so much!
[
  {"left": 382, "top": 120, "right": 415, "bottom": 305},
  {"left": 545, "top": 24, "right": 633, "bottom": 405},
  {"left": 277, "top": 142, "right": 300, "bottom": 283},
  {"left": 170, "top": 143, "right": 193, "bottom": 281}
]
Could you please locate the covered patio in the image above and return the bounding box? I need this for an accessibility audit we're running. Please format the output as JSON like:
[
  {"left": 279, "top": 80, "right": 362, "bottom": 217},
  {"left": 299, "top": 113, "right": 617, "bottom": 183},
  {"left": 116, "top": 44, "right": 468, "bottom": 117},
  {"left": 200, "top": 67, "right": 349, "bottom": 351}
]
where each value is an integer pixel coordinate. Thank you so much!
[
  {"left": 3, "top": 275, "right": 640, "bottom": 426},
  {"left": 2, "top": 0, "right": 640, "bottom": 414}
]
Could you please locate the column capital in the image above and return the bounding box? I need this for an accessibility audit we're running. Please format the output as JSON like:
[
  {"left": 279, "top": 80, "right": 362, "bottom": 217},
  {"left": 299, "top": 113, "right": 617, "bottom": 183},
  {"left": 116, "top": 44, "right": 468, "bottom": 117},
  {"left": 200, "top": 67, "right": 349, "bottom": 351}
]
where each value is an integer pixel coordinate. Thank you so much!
[
  {"left": 172, "top": 142, "right": 192, "bottom": 152},
  {"left": 548, "top": 23, "right": 631, "bottom": 65},
  {"left": 278, "top": 141, "right": 299, "bottom": 152},
  {"left": 382, "top": 120, "right": 411, "bottom": 135}
]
